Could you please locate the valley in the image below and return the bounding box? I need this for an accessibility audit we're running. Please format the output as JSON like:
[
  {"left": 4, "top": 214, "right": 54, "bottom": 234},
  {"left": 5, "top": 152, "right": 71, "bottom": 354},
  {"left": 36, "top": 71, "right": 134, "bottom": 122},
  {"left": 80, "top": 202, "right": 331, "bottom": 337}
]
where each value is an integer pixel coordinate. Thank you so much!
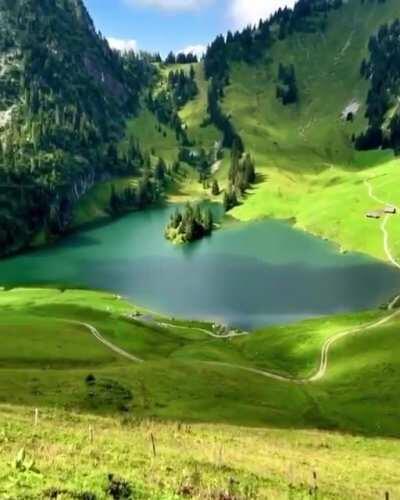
[{"left": 1, "top": 0, "right": 400, "bottom": 497}]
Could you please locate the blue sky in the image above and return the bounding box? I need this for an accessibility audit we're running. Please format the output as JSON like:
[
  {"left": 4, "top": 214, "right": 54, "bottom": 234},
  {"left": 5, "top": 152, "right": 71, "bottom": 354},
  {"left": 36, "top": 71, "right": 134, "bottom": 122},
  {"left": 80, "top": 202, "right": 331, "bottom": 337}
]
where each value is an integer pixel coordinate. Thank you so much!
[{"left": 84, "top": 0, "right": 294, "bottom": 56}]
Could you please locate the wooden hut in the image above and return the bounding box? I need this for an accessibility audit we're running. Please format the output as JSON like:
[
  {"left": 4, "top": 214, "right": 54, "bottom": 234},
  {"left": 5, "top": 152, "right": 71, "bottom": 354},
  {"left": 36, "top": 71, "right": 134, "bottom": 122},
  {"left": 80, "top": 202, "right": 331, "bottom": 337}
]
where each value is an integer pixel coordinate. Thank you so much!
[
  {"left": 384, "top": 206, "right": 397, "bottom": 215},
  {"left": 366, "top": 211, "right": 381, "bottom": 219}
]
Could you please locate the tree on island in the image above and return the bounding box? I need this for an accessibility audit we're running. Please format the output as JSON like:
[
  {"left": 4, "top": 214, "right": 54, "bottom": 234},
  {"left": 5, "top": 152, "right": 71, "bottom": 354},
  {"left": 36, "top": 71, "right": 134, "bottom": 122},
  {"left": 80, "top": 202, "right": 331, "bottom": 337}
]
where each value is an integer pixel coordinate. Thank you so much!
[{"left": 165, "top": 203, "right": 214, "bottom": 244}]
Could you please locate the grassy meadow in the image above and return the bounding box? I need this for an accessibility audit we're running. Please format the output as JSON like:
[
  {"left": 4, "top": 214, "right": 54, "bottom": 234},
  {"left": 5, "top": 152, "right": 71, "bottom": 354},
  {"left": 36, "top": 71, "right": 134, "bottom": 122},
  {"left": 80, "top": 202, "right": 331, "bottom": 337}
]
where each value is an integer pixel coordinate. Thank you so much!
[{"left": 0, "top": 287, "right": 400, "bottom": 497}]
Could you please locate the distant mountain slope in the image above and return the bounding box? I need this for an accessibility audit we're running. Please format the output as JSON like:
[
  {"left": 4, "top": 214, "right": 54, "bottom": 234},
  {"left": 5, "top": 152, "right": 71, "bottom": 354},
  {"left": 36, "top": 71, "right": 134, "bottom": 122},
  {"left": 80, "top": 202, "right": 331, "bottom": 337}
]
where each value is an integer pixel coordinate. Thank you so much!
[{"left": 197, "top": 0, "right": 397, "bottom": 169}]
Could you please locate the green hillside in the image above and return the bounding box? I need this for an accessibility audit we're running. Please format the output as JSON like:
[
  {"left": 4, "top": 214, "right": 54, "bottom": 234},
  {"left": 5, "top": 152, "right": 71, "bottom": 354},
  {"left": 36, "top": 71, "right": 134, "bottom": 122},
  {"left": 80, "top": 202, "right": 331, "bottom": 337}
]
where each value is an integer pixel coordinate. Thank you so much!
[
  {"left": 192, "top": 0, "right": 400, "bottom": 263},
  {"left": 88, "top": 0, "right": 400, "bottom": 264},
  {"left": 70, "top": 0, "right": 400, "bottom": 262},
  {"left": 1, "top": 287, "right": 400, "bottom": 497},
  {"left": 1, "top": 287, "right": 399, "bottom": 436}
]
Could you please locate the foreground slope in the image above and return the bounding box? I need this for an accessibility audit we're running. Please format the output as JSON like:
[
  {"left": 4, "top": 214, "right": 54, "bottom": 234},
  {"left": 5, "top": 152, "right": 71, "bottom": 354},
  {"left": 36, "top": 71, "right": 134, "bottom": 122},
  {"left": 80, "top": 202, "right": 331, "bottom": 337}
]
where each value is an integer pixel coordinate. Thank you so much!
[
  {"left": 1, "top": 288, "right": 400, "bottom": 497},
  {"left": 1, "top": 405, "right": 400, "bottom": 499}
]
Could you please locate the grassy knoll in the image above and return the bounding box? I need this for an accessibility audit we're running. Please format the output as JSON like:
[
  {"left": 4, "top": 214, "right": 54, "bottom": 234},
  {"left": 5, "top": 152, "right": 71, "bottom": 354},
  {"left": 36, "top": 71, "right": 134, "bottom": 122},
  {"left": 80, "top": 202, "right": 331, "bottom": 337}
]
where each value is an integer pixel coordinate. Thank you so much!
[
  {"left": 1, "top": 288, "right": 400, "bottom": 497},
  {"left": 177, "top": 62, "right": 220, "bottom": 148},
  {"left": 125, "top": 106, "right": 181, "bottom": 164}
]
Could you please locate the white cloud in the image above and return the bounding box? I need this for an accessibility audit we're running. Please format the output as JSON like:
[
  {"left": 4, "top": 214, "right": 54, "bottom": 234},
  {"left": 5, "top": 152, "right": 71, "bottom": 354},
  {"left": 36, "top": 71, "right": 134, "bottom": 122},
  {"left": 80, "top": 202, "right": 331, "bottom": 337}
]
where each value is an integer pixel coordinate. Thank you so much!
[
  {"left": 107, "top": 37, "right": 138, "bottom": 53},
  {"left": 123, "top": 0, "right": 210, "bottom": 11},
  {"left": 179, "top": 44, "right": 207, "bottom": 57},
  {"left": 230, "top": 0, "right": 296, "bottom": 29}
]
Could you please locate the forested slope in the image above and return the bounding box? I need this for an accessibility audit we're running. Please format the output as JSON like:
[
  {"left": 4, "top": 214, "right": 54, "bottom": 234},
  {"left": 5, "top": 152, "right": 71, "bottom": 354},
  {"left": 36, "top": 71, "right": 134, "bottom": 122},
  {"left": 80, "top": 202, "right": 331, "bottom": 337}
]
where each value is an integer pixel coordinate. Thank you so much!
[{"left": 0, "top": 0, "right": 154, "bottom": 254}]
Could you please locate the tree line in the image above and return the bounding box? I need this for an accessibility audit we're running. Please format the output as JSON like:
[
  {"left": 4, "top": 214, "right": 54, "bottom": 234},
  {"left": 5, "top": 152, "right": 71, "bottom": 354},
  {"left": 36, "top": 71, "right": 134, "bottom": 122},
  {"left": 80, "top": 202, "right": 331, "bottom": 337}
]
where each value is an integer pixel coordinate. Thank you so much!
[
  {"left": 164, "top": 52, "right": 198, "bottom": 65},
  {"left": 204, "top": 0, "right": 343, "bottom": 86},
  {"left": 356, "top": 17, "right": 400, "bottom": 152},
  {"left": 167, "top": 66, "right": 198, "bottom": 109}
]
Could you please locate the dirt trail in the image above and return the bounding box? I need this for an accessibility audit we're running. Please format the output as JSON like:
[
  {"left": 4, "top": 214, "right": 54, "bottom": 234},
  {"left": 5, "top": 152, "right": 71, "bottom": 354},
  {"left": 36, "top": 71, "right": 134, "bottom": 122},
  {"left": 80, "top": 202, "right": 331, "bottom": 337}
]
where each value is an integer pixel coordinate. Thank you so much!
[
  {"left": 68, "top": 320, "right": 144, "bottom": 363},
  {"left": 158, "top": 322, "right": 250, "bottom": 339},
  {"left": 202, "top": 305, "right": 400, "bottom": 384},
  {"left": 74, "top": 299, "right": 400, "bottom": 384},
  {"left": 364, "top": 180, "right": 400, "bottom": 270}
]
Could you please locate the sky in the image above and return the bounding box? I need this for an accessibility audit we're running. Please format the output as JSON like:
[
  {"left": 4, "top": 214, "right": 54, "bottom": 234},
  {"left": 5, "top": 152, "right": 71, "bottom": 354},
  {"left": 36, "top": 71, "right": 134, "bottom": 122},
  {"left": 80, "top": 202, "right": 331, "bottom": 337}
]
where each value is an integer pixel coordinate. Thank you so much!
[{"left": 83, "top": 0, "right": 296, "bottom": 56}]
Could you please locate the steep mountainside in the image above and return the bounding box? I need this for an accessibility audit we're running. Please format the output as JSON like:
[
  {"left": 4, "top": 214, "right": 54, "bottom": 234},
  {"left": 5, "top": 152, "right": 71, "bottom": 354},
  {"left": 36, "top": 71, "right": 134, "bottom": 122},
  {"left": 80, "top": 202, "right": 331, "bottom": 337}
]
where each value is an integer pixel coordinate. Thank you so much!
[{"left": 0, "top": 0, "right": 153, "bottom": 254}]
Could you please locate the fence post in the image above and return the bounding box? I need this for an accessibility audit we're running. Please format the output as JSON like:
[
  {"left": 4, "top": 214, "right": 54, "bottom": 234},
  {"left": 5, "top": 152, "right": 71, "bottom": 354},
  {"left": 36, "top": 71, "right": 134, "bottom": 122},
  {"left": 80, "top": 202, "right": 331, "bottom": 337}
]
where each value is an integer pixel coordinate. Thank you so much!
[{"left": 150, "top": 433, "right": 156, "bottom": 457}]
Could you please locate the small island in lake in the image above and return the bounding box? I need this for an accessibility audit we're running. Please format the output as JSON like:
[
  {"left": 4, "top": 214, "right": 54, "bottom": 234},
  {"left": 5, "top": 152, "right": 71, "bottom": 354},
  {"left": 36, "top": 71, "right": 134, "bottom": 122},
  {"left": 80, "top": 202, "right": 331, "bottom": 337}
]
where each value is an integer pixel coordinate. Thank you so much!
[{"left": 165, "top": 203, "right": 214, "bottom": 244}]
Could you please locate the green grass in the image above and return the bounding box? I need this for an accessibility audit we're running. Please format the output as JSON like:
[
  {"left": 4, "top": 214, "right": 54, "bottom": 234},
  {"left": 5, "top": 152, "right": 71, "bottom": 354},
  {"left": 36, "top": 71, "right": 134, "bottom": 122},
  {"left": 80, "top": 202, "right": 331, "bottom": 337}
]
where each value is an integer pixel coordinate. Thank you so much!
[
  {"left": 1, "top": 287, "right": 400, "bottom": 437},
  {"left": 125, "top": 106, "right": 181, "bottom": 164},
  {"left": 169, "top": 0, "right": 400, "bottom": 263},
  {"left": 3, "top": 405, "right": 400, "bottom": 499},
  {"left": 2, "top": 287, "right": 400, "bottom": 497}
]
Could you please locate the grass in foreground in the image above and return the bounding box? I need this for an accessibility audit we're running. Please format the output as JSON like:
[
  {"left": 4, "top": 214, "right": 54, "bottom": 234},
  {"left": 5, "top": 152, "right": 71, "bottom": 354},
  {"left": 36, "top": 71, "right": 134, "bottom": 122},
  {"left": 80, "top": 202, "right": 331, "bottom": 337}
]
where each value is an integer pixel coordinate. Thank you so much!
[{"left": 1, "top": 405, "right": 400, "bottom": 499}]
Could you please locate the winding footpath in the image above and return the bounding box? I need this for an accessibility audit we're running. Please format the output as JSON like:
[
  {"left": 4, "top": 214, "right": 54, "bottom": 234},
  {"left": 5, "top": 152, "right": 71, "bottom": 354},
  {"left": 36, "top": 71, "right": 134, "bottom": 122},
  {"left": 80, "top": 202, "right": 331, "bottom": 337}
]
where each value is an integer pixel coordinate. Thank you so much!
[
  {"left": 364, "top": 179, "right": 400, "bottom": 270},
  {"left": 203, "top": 303, "right": 400, "bottom": 384},
  {"left": 70, "top": 181, "right": 400, "bottom": 383},
  {"left": 67, "top": 320, "right": 144, "bottom": 364}
]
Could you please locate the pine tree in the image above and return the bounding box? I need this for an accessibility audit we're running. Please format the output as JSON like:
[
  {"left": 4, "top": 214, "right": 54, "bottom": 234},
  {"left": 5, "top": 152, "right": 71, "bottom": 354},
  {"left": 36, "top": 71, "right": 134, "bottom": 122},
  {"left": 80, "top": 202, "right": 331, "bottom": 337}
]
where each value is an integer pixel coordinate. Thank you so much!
[
  {"left": 109, "top": 185, "right": 120, "bottom": 215},
  {"left": 211, "top": 179, "right": 220, "bottom": 196}
]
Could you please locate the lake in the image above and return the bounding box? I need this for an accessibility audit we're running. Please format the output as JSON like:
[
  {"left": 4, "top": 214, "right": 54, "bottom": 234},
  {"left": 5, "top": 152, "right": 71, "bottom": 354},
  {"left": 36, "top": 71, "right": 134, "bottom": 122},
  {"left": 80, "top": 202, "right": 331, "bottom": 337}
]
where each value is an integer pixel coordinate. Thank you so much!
[{"left": 0, "top": 205, "right": 399, "bottom": 330}]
